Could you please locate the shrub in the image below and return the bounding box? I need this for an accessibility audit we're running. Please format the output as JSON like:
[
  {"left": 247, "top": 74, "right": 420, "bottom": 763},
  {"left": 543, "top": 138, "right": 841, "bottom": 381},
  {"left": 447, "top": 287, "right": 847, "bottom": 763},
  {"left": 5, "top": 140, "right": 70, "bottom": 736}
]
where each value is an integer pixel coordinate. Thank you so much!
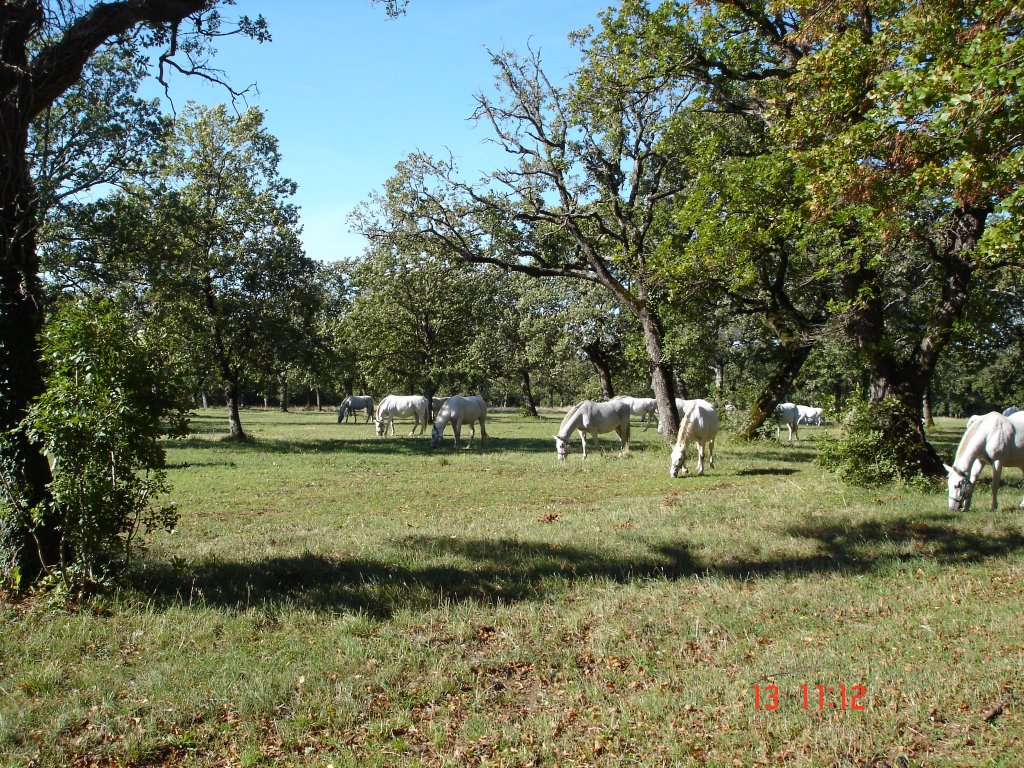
[
  {"left": 1, "top": 298, "right": 190, "bottom": 593},
  {"left": 817, "top": 398, "right": 932, "bottom": 487}
]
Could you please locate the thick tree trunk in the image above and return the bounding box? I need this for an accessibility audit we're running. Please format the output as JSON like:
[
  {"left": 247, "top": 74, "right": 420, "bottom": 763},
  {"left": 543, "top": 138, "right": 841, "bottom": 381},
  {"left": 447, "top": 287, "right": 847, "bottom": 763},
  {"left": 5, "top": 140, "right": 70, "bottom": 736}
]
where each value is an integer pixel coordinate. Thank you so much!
[
  {"left": 520, "top": 369, "right": 539, "bottom": 417},
  {"left": 841, "top": 206, "right": 985, "bottom": 478},
  {"left": 0, "top": 101, "right": 60, "bottom": 582},
  {"left": 738, "top": 343, "right": 814, "bottom": 440},
  {"left": 638, "top": 307, "right": 679, "bottom": 441}
]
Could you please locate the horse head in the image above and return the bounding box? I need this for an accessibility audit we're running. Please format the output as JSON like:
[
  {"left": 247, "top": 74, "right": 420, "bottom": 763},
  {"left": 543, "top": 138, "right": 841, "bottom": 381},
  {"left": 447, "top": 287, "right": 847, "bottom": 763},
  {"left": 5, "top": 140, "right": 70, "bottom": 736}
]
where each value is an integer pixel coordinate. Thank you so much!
[
  {"left": 944, "top": 463, "right": 975, "bottom": 511},
  {"left": 554, "top": 434, "right": 571, "bottom": 461},
  {"left": 669, "top": 444, "right": 687, "bottom": 478},
  {"left": 430, "top": 423, "right": 442, "bottom": 448},
  {"left": 374, "top": 418, "right": 386, "bottom": 437}
]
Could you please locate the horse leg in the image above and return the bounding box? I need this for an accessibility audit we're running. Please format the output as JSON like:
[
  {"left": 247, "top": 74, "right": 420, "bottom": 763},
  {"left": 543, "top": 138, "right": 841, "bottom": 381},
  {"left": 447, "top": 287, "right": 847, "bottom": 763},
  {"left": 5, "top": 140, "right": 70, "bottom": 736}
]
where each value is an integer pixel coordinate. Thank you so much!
[
  {"left": 708, "top": 438, "right": 715, "bottom": 468},
  {"left": 579, "top": 430, "right": 588, "bottom": 459},
  {"left": 479, "top": 418, "right": 488, "bottom": 444},
  {"left": 695, "top": 442, "right": 705, "bottom": 476},
  {"left": 991, "top": 461, "right": 1003, "bottom": 509}
]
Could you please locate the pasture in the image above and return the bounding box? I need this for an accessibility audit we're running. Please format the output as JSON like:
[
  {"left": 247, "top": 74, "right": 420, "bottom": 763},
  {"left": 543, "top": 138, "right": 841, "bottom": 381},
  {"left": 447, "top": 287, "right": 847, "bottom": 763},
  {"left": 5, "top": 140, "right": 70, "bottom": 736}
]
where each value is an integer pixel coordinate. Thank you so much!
[{"left": 2, "top": 409, "right": 1022, "bottom": 767}]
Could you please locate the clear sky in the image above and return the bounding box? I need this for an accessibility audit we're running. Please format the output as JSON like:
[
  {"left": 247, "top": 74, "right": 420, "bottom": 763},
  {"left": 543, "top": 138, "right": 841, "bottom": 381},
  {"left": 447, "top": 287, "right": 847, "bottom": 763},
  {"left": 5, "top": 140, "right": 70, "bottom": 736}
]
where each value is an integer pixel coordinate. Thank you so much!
[{"left": 155, "top": 1, "right": 613, "bottom": 262}]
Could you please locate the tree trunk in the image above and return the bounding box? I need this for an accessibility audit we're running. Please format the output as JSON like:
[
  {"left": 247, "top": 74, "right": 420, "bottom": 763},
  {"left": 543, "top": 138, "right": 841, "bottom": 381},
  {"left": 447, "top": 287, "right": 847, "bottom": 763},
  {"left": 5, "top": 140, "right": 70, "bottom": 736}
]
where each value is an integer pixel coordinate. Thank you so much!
[
  {"left": 278, "top": 371, "right": 289, "bottom": 412},
  {"left": 923, "top": 388, "right": 934, "bottom": 428},
  {"left": 314, "top": 387, "right": 322, "bottom": 411},
  {"left": 520, "top": 369, "right": 539, "bottom": 417},
  {"left": 201, "top": 391, "right": 209, "bottom": 409},
  {"left": 224, "top": 378, "right": 247, "bottom": 441},
  {"left": 738, "top": 343, "right": 814, "bottom": 440},
  {"left": 839, "top": 205, "right": 985, "bottom": 478},
  {"left": 582, "top": 341, "right": 616, "bottom": 400},
  {"left": 637, "top": 307, "right": 679, "bottom": 441},
  {"left": 0, "top": 99, "right": 60, "bottom": 582}
]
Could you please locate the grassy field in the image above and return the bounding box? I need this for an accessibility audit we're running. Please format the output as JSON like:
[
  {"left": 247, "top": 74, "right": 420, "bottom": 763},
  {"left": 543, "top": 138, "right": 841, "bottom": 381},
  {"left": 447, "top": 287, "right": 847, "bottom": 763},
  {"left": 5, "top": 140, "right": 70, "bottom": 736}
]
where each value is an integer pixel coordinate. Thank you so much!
[{"left": 1, "top": 408, "right": 1022, "bottom": 767}]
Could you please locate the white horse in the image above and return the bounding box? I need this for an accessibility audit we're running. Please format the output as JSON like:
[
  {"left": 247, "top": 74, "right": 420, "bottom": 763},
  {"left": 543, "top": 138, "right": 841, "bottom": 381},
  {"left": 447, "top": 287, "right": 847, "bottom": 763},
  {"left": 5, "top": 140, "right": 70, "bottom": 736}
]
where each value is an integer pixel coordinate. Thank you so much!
[
  {"left": 669, "top": 399, "right": 719, "bottom": 478},
  {"left": 430, "top": 395, "right": 488, "bottom": 449},
  {"left": 612, "top": 395, "right": 659, "bottom": 424},
  {"left": 944, "top": 411, "right": 1024, "bottom": 511},
  {"left": 1003, "top": 405, "right": 1021, "bottom": 417},
  {"left": 554, "top": 399, "right": 631, "bottom": 461},
  {"left": 776, "top": 402, "right": 801, "bottom": 442},
  {"left": 374, "top": 394, "right": 429, "bottom": 437},
  {"left": 338, "top": 395, "right": 374, "bottom": 424},
  {"left": 797, "top": 404, "right": 823, "bottom": 426}
]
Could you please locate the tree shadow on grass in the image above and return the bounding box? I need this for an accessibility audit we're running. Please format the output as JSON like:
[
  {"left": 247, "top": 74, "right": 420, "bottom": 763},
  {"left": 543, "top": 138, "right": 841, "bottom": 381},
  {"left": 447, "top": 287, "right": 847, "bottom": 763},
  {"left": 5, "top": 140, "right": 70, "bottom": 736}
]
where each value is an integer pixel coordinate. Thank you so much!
[
  {"left": 132, "top": 513, "right": 1024, "bottom": 618},
  {"left": 735, "top": 467, "right": 801, "bottom": 476}
]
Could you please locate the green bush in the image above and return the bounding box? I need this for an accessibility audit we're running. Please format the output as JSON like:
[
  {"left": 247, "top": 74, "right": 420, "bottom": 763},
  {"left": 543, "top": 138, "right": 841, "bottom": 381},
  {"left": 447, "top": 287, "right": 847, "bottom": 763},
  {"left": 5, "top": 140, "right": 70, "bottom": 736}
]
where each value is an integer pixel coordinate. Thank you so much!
[
  {"left": 817, "top": 398, "right": 931, "bottom": 487},
  {"left": 3, "top": 298, "right": 190, "bottom": 592}
]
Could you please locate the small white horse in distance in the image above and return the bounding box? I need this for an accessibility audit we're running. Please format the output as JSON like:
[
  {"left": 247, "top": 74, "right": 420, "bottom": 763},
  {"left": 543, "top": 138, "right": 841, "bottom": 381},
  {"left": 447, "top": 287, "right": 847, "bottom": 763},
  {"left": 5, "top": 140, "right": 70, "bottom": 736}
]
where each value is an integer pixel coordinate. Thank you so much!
[
  {"left": 797, "top": 404, "right": 824, "bottom": 426},
  {"left": 945, "top": 411, "right": 1024, "bottom": 511},
  {"left": 776, "top": 402, "right": 801, "bottom": 442},
  {"left": 554, "top": 399, "right": 631, "bottom": 461},
  {"left": 669, "top": 399, "right": 719, "bottom": 478},
  {"left": 612, "top": 395, "right": 659, "bottom": 424},
  {"left": 338, "top": 395, "right": 374, "bottom": 424},
  {"left": 374, "top": 394, "right": 429, "bottom": 437},
  {"left": 431, "top": 395, "right": 488, "bottom": 449},
  {"left": 1002, "top": 405, "right": 1020, "bottom": 417}
]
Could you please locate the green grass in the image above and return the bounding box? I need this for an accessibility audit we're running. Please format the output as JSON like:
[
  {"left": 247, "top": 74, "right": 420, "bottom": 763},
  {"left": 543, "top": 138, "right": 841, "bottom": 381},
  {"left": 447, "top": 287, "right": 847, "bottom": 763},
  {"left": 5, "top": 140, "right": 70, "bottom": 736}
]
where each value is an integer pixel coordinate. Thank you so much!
[{"left": 2, "top": 408, "right": 1022, "bottom": 767}]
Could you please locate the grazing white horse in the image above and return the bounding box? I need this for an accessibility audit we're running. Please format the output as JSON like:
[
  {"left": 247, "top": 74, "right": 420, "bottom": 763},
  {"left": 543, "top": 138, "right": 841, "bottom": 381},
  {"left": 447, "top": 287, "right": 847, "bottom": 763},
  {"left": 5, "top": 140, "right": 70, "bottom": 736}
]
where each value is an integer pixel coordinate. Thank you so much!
[
  {"left": 554, "top": 399, "right": 632, "bottom": 461},
  {"left": 374, "top": 394, "right": 429, "bottom": 437},
  {"left": 797, "top": 404, "right": 823, "bottom": 426},
  {"left": 612, "top": 395, "right": 659, "bottom": 424},
  {"left": 430, "top": 395, "right": 488, "bottom": 449},
  {"left": 669, "top": 399, "right": 719, "bottom": 478},
  {"left": 338, "top": 395, "right": 374, "bottom": 424},
  {"left": 776, "top": 402, "right": 801, "bottom": 442},
  {"left": 944, "top": 411, "right": 1024, "bottom": 511}
]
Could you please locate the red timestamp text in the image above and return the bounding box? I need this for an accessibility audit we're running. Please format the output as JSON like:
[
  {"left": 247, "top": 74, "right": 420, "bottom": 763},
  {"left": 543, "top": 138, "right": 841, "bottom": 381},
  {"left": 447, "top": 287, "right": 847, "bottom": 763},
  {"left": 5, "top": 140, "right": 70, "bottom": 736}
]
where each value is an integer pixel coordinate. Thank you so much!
[{"left": 752, "top": 684, "right": 867, "bottom": 711}]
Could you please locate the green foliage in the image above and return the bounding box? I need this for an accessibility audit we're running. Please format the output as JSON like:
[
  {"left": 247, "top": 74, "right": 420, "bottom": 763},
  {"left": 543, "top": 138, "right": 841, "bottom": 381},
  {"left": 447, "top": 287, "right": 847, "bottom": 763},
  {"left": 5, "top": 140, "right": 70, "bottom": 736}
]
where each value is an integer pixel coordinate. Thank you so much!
[
  {"left": 817, "top": 399, "right": 935, "bottom": 487},
  {"left": 15, "top": 298, "right": 190, "bottom": 591}
]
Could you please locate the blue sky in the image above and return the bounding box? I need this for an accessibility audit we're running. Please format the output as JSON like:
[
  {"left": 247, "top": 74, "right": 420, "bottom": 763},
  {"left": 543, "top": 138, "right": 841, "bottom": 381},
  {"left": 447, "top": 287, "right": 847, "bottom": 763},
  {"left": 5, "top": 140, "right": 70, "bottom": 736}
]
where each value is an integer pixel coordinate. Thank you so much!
[{"left": 156, "top": 1, "right": 613, "bottom": 262}]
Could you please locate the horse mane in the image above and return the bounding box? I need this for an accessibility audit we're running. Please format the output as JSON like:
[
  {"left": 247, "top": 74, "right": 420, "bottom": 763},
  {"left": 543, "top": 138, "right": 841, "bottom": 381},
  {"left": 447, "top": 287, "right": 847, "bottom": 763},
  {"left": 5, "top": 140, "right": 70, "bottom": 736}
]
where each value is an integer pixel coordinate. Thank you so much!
[
  {"left": 676, "top": 401, "right": 699, "bottom": 444},
  {"left": 954, "top": 413, "right": 988, "bottom": 465},
  {"left": 558, "top": 400, "right": 588, "bottom": 435}
]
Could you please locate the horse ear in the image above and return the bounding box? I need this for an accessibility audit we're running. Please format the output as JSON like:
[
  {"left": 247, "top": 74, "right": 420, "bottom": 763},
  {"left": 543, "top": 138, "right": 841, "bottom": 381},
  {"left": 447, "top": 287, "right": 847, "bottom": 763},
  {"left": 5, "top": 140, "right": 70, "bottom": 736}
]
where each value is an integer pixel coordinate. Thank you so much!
[{"left": 942, "top": 463, "right": 954, "bottom": 474}]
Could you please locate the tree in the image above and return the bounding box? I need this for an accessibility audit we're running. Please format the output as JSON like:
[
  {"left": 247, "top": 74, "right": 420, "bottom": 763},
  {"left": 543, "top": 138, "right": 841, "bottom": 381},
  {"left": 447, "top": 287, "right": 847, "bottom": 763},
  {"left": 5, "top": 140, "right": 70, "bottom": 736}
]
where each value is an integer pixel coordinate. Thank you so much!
[
  {"left": 345, "top": 242, "right": 490, "bottom": 404},
  {"left": 357, "top": 29, "right": 697, "bottom": 438},
  {"left": 608, "top": 0, "right": 1023, "bottom": 475},
  {"left": 0, "top": 0, "right": 265, "bottom": 585},
  {"left": 87, "top": 105, "right": 320, "bottom": 440}
]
